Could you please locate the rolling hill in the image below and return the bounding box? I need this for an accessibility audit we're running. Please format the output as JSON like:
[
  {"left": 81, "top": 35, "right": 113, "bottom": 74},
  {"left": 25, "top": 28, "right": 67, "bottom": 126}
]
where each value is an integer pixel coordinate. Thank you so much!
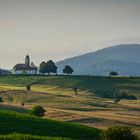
[
  {"left": 0, "top": 75, "right": 140, "bottom": 137},
  {"left": 56, "top": 44, "right": 140, "bottom": 76}
]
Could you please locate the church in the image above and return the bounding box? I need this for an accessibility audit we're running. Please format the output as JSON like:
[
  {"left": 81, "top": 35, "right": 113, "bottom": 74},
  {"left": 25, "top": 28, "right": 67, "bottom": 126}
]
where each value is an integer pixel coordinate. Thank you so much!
[{"left": 12, "top": 55, "right": 38, "bottom": 75}]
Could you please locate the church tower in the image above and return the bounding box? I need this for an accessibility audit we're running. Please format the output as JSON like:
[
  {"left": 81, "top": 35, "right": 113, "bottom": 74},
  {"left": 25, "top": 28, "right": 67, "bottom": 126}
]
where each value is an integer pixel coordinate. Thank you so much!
[{"left": 25, "top": 55, "right": 30, "bottom": 66}]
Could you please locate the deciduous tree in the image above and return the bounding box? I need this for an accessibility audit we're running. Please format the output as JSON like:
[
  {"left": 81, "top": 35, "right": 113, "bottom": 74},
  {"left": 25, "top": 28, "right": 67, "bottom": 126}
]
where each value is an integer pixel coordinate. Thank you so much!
[
  {"left": 46, "top": 60, "right": 57, "bottom": 75},
  {"left": 39, "top": 62, "right": 47, "bottom": 74},
  {"left": 63, "top": 65, "right": 73, "bottom": 75}
]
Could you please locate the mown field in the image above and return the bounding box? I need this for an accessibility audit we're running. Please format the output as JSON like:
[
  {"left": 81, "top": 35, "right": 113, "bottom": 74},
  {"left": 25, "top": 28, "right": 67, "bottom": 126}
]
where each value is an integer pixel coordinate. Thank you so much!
[{"left": 0, "top": 75, "right": 140, "bottom": 138}]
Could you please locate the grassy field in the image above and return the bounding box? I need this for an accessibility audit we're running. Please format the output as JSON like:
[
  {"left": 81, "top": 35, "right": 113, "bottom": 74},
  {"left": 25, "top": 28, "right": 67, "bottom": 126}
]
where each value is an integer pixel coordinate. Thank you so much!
[
  {"left": 0, "top": 133, "right": 72, "bottom": 140},
  {"left": 0, "top": 110, "right": 100, "bottom": 140},
  {"left": 0, "top": 75, "right": 140, "bottom": 95},
  {"left": 0, "top": 75, "right": 140, "bottom": 138}
]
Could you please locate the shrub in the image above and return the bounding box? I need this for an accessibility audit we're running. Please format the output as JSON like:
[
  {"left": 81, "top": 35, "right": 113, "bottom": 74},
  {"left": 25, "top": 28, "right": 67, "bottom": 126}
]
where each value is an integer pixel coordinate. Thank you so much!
[
  {"left": 73, "top": 86, "right": 78, "bottom": 94},
  {"left": 127, "top": 95, "right": 137, "bottom": 100},
  {"left": 120, "top": 92, "right": 137, "bottom": 100},
  {"left": 26, "top": 85, "right": 31, "bottom": 91},
  {"left": 8, "top": 96, "right": 13, "bottom": 102},
  {"left": 100, "top": 126, "right": 138, "bottom": 140},
  {"left": 21, "top": 102, "right": 25, "bottom": 106},
  {"left": 94, "top": 90, "right": 137, "bottom": 100},
  {"left": 114, "top": 98, "right": 120, "bottom": 104},
  {"left": 94, "top": 90, "right": 114, "bottom": 99},
  {"left": 29, "top": 105, "right": 46, "bottom": 117},
  {"left": 0, "top": 97, "right": 3, "bottom": 102}
]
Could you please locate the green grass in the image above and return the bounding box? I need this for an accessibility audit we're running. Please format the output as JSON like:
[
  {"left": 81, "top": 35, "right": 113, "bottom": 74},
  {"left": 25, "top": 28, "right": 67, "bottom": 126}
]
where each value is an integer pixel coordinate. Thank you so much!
[
  {"left": 0, "top": 133, "right": 71, "bottom": 140},
  {"left": 0, "top": 104, "right": 28, "bottom": 114},
  {"left": 0, "top": 75, "right": 140, "bottom": 138},
  {"left": 0, "top": 75, "right": 140, "bottom": 96},
  {"left": 0, "top": 110, "right": 100, "bottom": 140}
]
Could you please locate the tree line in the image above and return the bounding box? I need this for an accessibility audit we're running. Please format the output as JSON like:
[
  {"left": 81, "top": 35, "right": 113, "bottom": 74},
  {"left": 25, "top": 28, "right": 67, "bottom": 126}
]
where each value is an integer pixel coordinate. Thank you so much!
[{"left": 39, "top": 60, "right": 73, "bottom": 75}]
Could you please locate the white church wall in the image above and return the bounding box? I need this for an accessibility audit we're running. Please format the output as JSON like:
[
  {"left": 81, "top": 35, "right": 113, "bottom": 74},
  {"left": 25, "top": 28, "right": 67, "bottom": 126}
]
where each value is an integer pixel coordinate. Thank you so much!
[{"left": 13, "top": 70, "right": 37, "bottom": 75}]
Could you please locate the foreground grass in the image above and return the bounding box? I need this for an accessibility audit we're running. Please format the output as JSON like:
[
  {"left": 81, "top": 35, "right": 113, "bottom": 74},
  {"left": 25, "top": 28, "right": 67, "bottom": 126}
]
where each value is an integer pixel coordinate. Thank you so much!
[
  {"left": 0, "top": 133, "right": 71, "bottom": 140},
  {"left": 0, "top": 110, "right": 100, "bottom": 140}
]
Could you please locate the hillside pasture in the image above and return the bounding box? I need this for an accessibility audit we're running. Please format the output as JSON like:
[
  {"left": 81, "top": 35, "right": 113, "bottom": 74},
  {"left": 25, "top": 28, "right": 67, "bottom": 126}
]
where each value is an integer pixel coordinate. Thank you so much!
[{"left": 0, "top": 75, "right": 140, "bottom": 136}]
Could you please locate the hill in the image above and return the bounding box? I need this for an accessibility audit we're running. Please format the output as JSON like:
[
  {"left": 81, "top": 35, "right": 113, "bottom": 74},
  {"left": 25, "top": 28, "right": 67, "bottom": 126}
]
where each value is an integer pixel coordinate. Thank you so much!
[
  {"left": 56, "top": 44, "right": 140, "bottom": 76},
  {"left": 0, "top": 75, "right": 140, "bottom": 137},
  {"left": 0, "top": 75, "right": 140, "bottom": 96},
  {"left": 0, "top": 110, "right": 100, "bottom": 140}
]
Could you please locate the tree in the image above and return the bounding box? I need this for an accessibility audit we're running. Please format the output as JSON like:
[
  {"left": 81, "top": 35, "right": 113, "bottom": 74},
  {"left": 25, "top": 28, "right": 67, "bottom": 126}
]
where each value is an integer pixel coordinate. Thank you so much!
[
  {"left": 109, "top": 71, "right": 118, "bottom": 76},
  {"left": 39, "top": 62, "right": 47, "bottom": 74},
  {"left": 63, "top": 65, "right": 74, "bottom": 75},
  {"left": 100, "top": 126, "right": 138, "bottom": 140},
  {"left": 46, "top": 60, "right": 57, "bottom": 75},
  {"left": 29, "top": 105, "right": 46, "bottom": 117}
]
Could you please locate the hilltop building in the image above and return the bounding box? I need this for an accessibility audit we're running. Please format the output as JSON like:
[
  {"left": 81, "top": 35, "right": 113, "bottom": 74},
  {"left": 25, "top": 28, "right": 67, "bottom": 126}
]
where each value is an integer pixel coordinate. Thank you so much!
[{"left": 12, "top": 55, "right": 38, "bottom": 74}]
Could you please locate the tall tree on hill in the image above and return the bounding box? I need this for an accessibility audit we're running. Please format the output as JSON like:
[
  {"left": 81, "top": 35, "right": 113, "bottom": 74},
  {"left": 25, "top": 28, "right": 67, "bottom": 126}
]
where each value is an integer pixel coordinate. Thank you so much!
[
  {"left": 39, "top": 62, "right": 47, "bottom": 74},
  {"left": 46, "top": 60, "right": 57, "bottom": 75},
  {"left": 63, "top": 65, "right": 74, "bottom": 75}
]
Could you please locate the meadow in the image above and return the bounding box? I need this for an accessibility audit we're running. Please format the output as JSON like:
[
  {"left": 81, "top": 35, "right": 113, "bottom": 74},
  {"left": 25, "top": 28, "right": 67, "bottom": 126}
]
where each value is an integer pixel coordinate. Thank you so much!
[{"left": 0, "top": 75, "right": 140, "bottom": 138}]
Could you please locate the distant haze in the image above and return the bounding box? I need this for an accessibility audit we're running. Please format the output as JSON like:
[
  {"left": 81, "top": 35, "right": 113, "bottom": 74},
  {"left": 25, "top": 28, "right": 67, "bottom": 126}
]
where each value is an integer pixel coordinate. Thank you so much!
[{"left": 0, "top": 0, "right": 140, "bottom": 69}]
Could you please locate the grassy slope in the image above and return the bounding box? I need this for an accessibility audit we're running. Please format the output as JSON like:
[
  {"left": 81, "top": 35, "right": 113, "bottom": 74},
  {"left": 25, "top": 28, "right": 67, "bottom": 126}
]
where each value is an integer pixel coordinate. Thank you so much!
[
  {"left": 0, "top": 133, "right": 71, "bottom": 140},
  {"left": 0, "top": 110, "right": 100, "bottom": 140},
  {"left": 0, "top": 75, "right": 140, "bottom": 94},
  {"left": 0, "top": 75, "right": 140, "bottom": 137}
]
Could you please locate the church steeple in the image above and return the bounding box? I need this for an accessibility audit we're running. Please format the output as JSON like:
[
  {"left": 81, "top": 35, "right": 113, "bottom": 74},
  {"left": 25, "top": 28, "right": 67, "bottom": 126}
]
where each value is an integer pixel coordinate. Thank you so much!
[{"left": 25, "top": 55, "right": 30, "bottom": 66}]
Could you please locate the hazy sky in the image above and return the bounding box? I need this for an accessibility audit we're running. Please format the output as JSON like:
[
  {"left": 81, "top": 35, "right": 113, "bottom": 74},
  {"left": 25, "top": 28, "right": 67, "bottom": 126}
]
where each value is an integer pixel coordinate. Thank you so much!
[{"left": 0, "top": 0, "right": 140, "bottom": 69}]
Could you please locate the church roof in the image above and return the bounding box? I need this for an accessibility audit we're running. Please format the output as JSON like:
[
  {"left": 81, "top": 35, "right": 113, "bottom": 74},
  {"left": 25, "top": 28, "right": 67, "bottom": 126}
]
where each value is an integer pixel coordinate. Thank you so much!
[{"left": 13, "top": 64, "right": 37, "bottom": 71}]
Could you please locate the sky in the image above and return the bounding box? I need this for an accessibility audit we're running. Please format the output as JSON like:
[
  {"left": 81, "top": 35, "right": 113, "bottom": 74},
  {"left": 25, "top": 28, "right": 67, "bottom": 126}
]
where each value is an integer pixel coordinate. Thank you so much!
[{"left": 0, "top": 0, "right": 140, "bottom": 69}]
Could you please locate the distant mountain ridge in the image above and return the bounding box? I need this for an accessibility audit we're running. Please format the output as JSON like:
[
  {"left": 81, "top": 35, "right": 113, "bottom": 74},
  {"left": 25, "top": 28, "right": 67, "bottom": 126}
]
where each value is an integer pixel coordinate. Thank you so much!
[{"left": 56, "top": 44, "right": 140, "bottom": 76}]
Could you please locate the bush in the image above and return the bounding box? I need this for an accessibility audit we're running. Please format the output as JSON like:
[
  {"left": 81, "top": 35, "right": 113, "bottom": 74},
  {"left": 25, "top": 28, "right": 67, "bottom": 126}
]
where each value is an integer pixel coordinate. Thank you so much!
[
  {"left": 94, "top": 90, "right": 114, "bottom": 99},
  {"left": 127, "top": 95, "right": 137, "bottom": 100},
  {"left": 29, "top": 105, "right": 46, "bottom": 117},
  {"left": 7, "top": 96, "right": 13, "bottom": 102},
  {"left": 0, "top": 97, "right": 3, "bottom": 102},
  {"left": 114, "top": 98, "right": 120, "bottom": 104},
  {"left": 21, "top": 102, "right": 25, "bottom": 106},
  {"left": 100, "top": 126, "right": 138, "bottom": 140},
  {"left": 26, "top": 85, "right": 31, "bottom": 91},
  {"left": 73, "top": 86, "right": 78, "bottom": 94},
  {"left": 120, "top": 92, "right": 137, "bottom": 100},
  {"left": 94, "top": 90, "right": 137, "bottom": 100}
]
